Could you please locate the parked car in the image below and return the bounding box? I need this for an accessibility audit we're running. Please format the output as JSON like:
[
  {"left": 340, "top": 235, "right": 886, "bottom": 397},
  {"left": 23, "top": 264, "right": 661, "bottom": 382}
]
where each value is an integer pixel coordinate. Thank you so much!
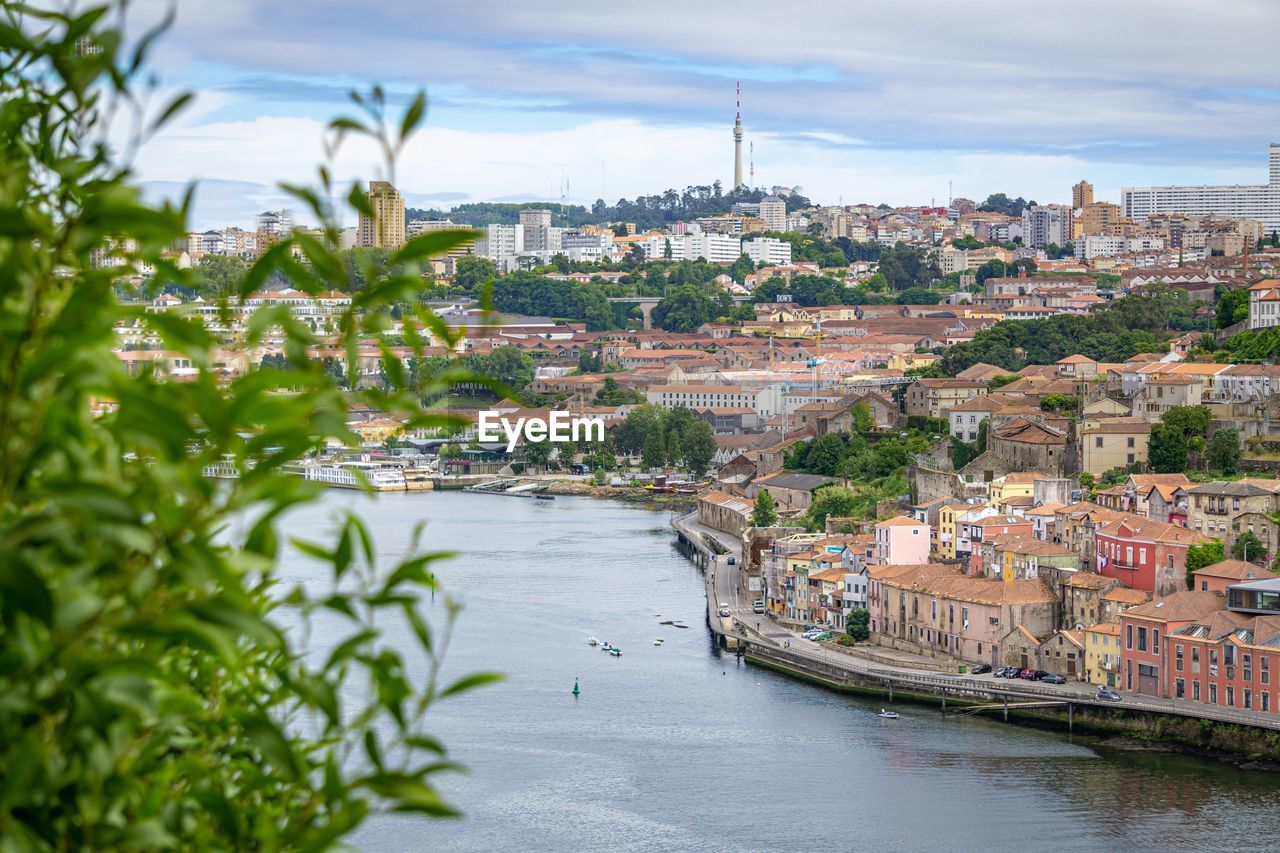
[
  {"left": 971, "top": 664, "right": 992, "bottom": 675},
  {"left": 811, "top": 631, "right": 833, "bottom": 641},
  {"left": 718, "top": 603, "right": 731, "bottom": 617},
  {"left": 752, "top": 599, "right": 765, "bottom": 614},
  {"left": 1097, "top": 687, "right": 1122, "bottom": 701},
  {"left": 994, "top": 667, "right": 1012, "bottom": 678},
  {"left": 1019, "top": 669, "right": 1038, "bottom": 679},
  {"left": 727, "top": 557, "right": 736, "bottom": 565},
  {"left": 1039, "top": 674, "right": 1067, "bottom": 685}
]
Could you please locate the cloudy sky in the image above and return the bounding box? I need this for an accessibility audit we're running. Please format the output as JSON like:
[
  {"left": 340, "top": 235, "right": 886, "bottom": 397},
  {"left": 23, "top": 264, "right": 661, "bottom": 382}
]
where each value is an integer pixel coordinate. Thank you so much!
[{"left": 125, "top": 0, "right": 1280, "bottom": 229}]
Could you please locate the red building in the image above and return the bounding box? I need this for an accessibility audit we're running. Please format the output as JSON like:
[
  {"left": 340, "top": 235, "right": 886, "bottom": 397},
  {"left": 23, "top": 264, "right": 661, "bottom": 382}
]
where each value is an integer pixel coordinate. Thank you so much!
[
  {"left": 1120, "top": 590, "right": 1225, "bottom": 697},
  {"left": 966, "top": 515, "right": 1034, "bottom": 574},
  {"left": 1191, "top": 559, "right": 1266, "bottom": 595},
  {"left": 1095, "top": 517, "right": 1209, "bottom": 597}
]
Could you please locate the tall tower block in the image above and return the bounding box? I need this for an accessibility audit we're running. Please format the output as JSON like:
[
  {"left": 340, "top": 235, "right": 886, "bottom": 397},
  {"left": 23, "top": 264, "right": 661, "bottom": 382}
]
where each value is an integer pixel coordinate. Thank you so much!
[{"left": 733, "top": 82, "right": 745, "bottom": 190}]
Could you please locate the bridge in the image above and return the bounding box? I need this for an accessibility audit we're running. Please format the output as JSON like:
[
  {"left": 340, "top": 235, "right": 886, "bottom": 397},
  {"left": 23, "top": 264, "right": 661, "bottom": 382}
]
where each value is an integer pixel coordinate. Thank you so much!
[{"left": 606, "top": 294, "right": 753, "bottom": 330}]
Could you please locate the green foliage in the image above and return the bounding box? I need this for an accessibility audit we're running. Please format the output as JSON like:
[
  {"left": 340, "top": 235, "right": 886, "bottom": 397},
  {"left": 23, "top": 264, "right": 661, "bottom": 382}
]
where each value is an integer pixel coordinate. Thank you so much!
[
  {"left": 1206, "top": 428, "right": 1242, "bottom": 475},
  {"left": 593, "top": 376, "right": 643, "bottom": 405},
  {"left": 1217, "top": 288, "right": 1250, "bottom": 329},
  {"left": 1214, "top": 326, "right": 1280, "bottom": 363},
  {"left": 652, "top": 284, "right": 716, "bottom": 332},
  {"left": 452, "top": 255, "right": 496, "bottom": 294},
  {"left": 1040, "top": 393, "right": 1079, "bottom": 414},
  {"left": 940, "top": 287, "right": 1204, "bottom": 373},
  {"left": 491, "top": 271, "right": 615, "bottom": 330},
  {"left": 0, "top": 8, "right": 497, "bottom": 847},
  {"left": 195, "top": 253, "right": 249, "bottom": 296},
  {"left": 851, "top": 401, "right": 874, "bottom": 433},
  {"left": 1078, "top": 471, "right": 1097, "bottom": 496},
  {"left": 1099, "top": 467, "right": 1129, "bottom": 489},
  {"left": 1149, "top": 422, "right": 1188, "bottom": 473},
  {"left": 906, "top": 415, "right": 949, "bottom": 435},
  {"left": 752, "top": 490, "right": 778, "bottom": 528},
  {"left": 978, "top": 193, "right": 1036, "bottom": 217},
  {"left": 988, "top": 374, "right": 1020, "bottom": 389},
  {"left": 847, "top": 608, "right": 871, "bottom": 641},
  {"left": 1186, "top": 540, "right": 1225, "bottom": 589},
  {"left": 1161, "top": 405, "right": 1212, "bottom": 440},
  {"left": 807, "top": 487, "right": 862, "bottom": 530},
  {"left": 682, "top": 420, "right": 717, "bottom": 478},
  {"left": 1233, "top": 531, "right": 1267, "bottom": 564}
]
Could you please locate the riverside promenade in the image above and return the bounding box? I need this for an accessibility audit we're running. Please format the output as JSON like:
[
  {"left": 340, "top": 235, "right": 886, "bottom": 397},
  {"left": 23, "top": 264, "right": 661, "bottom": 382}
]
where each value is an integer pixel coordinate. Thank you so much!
[{"left": 673, "top": 512, "right": 1280, "bottom": 735}]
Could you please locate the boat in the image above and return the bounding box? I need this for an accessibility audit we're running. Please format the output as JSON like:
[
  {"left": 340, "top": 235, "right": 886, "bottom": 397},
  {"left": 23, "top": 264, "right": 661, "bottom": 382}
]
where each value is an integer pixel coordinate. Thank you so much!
[
  {"left": 609, "top": 648, "right": 622, "bottom": 657},
  {"left": 601, "top": 642, "right": 612, "bottom": 651},
  {"left": 587, "top": 637, "right": 600, "bottom": 646},
  {"left": 654, "top": 638, "right": 664, "bottom": 646},
  {"left": 534, "top": 494, "right": 555, "bottom": 501},
  {"left": 878, "top": 709, "right": 899, "bottom": 719}
]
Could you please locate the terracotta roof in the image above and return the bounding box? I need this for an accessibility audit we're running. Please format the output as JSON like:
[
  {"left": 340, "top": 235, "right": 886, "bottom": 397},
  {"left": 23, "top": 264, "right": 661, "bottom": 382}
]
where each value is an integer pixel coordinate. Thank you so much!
[
  {"left": 1103, "top": 587, "right": 1152, "bottom": 605},
  {"left": 1086, "top": 622, "right": 1123, "bottom": 636},
  {"left": 1063, "top": 572, "right": 1115, "bottom": 588},
  {"left": 877, "top": 515, "right": 928, "bottom": 528},
  {"left": 1192, "top": 560, "right": 1266, "bottom": 581},
  {"left": 1124, "top": 590, "right": 1225, "bottom": 623}
]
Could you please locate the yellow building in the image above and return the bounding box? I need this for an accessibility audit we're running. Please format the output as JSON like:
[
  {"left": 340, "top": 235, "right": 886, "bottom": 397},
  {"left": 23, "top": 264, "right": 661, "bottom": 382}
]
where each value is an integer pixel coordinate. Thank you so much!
[
  {"left": 1072, "top": 180, "right": 1094, "bottom": 209},
  {"left": 888, "top": 351, "right": 942, "bottom": 372},
  {"left": 1080, "top": 417, "right": 1151, "bottom": 477},
  {"left": 1083, "top": 622, "right": 1123, "bottom": 687},
  {"left": 935, "top": 502, "right": 971, "bottom": 560},
  {"left": 990, "top": 472, "right": 1046, "bottom": 513},
  {"left": 358, "top": 180, "right": 405, "bottom": 250},
  {"left": 1078, "top": 201, "right": 1134, "bottom": 236}
]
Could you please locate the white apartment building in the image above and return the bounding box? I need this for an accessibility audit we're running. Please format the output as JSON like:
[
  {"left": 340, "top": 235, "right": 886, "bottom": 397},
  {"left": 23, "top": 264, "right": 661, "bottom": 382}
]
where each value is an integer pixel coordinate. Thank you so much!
[
  {"left": 645, "top": 384, "right": 770, "bottom": 416},
  {"left": 1249, "top": 279, "right": 1280, "bottom": 330},
  {"left": 759, "top": 196, "right": 787, "bottom": 231},
  {"left": 1123, "top": 144, "right": 1280, "bottom": 235},
  {"left": 641, "top": 233, "right": 743, "bottom": 263},
  {"left": 519, "top": 209, "right": 553, "bottom": 252},
  {"left": 743, "top": 236, "right": 792, "bottom": 266},
  {"left": 478, "top": 223, "right": 524, "bottom": 259},
  {"left": 1021, "top": 205, "right": 1074, "bottom": 248},
  {"left": 1074, "top": 235, "right": 1166, "bottom": 260}
]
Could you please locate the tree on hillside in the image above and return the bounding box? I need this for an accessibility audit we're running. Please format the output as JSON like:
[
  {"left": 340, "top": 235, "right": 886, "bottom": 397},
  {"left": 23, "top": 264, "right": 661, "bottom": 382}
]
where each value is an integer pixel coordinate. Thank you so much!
[
  {"left": 454, "top": 255, "right": 496, "bottom": 293},
  {"left": 1148, "top": 422, "right": 1188, "bottom": 473},
  {"left": 683, "top": 420, "right": 717, "bottom": 479},
  {"left": 652, "top": 284, "right": 715, "bottom": 332},
  {"left": 1217, "top": 288, "right": 1250, "bottom": 329},
  {"left": 752, "top": 490, "right": 778, "bottom": 528},
  {"left": 643, "top": 418, "right": 666, "bottom": 469},
  {"left": 1206, "top": 428, "right": 1242, "bottom": 475},
  {"left": 195, "top": 254, "right": 248, "bottom": 296},
  {"left": 729, "top": 252, "right": 755, "bottom": 283}
]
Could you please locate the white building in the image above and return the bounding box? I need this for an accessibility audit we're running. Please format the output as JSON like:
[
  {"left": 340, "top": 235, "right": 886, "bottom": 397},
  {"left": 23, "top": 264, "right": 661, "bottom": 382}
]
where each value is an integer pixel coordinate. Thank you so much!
[
  {"left": 478, "top": 223, "right": 524, "bottom": 260},
  {"left": 641, "top": 233, "right": 743, "bottom": 263},
  {"left": 1123, "top": 144, "right": 1280, "bottom": 235},
  {"left": 1021, "top": 205, "right": 1074, "bottom": 248},
  {"left": 744, "top": 236, "right": 792, "bottom": 266},
  {"left": 1074, "top": 235, "right": 1166, "bottom": 260},
  {"left": 759, "top": 196, "right": 787, "bottom": 231},
  {"left": 1249, "top": 279, "right": 1280, "bottom": 330},
  {"left": 519, "top": 209, "right": 553, "bottom": 252}
]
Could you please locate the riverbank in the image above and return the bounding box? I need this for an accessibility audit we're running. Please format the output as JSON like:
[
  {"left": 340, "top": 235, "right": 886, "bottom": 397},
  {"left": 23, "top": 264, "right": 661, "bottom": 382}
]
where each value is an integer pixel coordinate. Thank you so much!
[
  {"left": 540, "top": 479, "right": 698, "bottom": 507},
  {"left": 677, "top": 511, "right": 1280, "bottom": 771}
]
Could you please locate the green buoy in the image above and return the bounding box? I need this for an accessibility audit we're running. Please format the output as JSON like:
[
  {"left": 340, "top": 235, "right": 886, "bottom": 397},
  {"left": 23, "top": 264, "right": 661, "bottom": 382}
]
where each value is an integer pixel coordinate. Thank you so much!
[{"left": 572, "top": 677, "right": 580, "bottom": 697}]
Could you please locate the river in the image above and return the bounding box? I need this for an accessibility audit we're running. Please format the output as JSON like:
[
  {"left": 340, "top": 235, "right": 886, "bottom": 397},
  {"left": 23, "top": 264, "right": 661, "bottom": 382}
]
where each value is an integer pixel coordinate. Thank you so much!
[{"left": 271, "top": 491, "right": 1280, "bottom": 852}]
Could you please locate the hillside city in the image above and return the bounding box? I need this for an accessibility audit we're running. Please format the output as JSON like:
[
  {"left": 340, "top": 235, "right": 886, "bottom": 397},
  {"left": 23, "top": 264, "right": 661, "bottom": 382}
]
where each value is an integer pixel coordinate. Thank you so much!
[{"left": 100, "top": 146, "right": 1280, "bottom": 723}]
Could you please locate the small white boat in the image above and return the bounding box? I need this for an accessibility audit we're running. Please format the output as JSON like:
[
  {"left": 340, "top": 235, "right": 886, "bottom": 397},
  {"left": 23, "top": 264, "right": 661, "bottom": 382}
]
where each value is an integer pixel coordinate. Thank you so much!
[
  {"left": 609, "top": 648, "right": 622, "bottom": 657},
  {"left": 587, "top": 637, "right": 600, "bottom": 646},
  {"left": 602, "top": 643, "right": 612, "bottom": 651},
  {"left": 878, "top": 709, "right": 899, "bottom": 719},
  {"left": 654, "top": 638, "right": 664, "bottom": 646}
]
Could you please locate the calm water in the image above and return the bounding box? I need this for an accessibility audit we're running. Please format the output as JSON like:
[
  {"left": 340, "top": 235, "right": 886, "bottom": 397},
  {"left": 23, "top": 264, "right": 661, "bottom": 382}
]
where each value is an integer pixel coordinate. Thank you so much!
[{"left": 271, "top": 491, "right": 1280, "bottom": 852}]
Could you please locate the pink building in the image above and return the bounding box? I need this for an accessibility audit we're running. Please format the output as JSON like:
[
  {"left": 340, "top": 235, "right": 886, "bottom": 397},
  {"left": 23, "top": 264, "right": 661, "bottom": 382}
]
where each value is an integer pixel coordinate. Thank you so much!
[{"left": 873, "top": 516, "right": 930, "bottom": 565}]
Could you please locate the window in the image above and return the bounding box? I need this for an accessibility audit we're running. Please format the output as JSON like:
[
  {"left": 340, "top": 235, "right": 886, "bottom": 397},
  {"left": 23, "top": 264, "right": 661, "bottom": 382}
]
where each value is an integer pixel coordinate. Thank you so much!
[
  {"left": 1245, "top": 689, "right": 1253, "bottom": 710},
  {"left": 1176, "top": 678, "right": 1185, "bottom": 698},
  {"left": 1210, "top": 683, "right": 1218, "bottom": 704},
  {"left": 1227, "top": 686, "right": 1235, "bottom": 707},
  {"left": 1137, "top": 626, "right": 1148, "bottom": 653},
  {"left": 1153, "top": 629, "right": 1159, "bottom": 656},
  {"left": 1265, "top": 692, "right": 1271, "bottom": 713},
  {"left": 1127, "top": 624, "right": 1133, "bottom": 649},
  {"left": 962, "top": 607, "right": 969, "bottom": 629},
  {"left": 1095, "top": 437, "right": 1103, "bottom": 448},
  {"left": 1264, "top": 657, "right": 1271, "bottom": 685},
  {"left": 1193, "top": 681, "right": 1201, "bottom": 701},
  {"left": 1127, "top": 437, "right": 1135, "bottom": 448},
  {"left": 1175, "top": 645, "right": 1184, "bottom": 672}
]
